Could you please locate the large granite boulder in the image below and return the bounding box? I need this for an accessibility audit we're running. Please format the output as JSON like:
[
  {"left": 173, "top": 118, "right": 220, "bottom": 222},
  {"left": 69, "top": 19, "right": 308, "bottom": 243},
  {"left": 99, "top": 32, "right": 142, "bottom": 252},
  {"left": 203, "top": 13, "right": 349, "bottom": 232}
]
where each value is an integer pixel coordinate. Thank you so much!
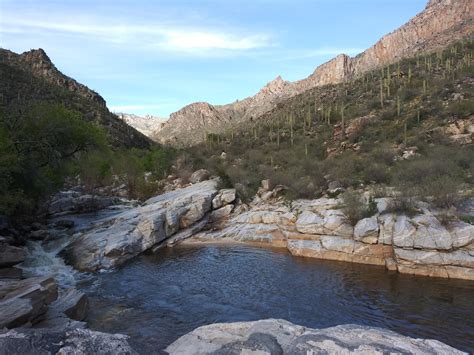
[
  {"left": 0, "top": 276, "right": 58, "bottom": 329},
  {"left": 166, "top": 319, "right": 464, "bottom": 354},
  {"left": 67, "top": 180, "right": 219, "bottom": 271},
  {"left": 0, "top": 328, "right": 136, "bottom": 355}
]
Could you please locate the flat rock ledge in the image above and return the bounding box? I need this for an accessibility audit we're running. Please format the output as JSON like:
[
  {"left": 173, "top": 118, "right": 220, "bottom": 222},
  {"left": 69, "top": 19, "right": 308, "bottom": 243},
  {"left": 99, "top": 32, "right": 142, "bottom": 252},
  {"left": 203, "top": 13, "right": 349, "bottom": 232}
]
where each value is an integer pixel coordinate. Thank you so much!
[
  {"left": 166, "top": 319, "right": 465, "bottom": 355},
  {"left": 190, "top": 196, "right": 474, "bottom": 281}
]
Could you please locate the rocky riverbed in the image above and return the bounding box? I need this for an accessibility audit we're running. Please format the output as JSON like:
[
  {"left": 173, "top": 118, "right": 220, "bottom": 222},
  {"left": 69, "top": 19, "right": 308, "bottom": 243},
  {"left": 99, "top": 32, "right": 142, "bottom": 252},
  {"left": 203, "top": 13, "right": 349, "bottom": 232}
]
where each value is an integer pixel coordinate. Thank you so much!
[{"left": 0, "top": 172, "right": 473, "bottom": 353}]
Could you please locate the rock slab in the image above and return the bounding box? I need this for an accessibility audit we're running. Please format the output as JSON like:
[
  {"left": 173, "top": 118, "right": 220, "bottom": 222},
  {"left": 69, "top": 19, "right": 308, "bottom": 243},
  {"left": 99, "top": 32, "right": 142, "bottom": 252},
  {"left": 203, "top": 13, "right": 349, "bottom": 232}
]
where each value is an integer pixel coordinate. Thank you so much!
[{"left": 166, "top": 319, "right": 465, "bottom": 355}]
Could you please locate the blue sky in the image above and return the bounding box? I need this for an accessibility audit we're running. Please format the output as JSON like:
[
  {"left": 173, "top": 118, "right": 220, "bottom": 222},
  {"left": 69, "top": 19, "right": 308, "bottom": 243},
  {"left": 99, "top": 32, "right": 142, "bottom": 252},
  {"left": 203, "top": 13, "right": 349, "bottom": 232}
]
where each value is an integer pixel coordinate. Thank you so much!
[{"left": 1, "top": 0, "right": 427, "bottom": 117}]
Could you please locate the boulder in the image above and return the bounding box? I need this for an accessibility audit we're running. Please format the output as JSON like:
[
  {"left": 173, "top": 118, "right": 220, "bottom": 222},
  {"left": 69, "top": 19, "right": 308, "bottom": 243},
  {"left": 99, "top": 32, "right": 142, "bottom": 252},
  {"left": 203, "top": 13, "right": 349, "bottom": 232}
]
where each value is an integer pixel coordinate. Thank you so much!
[
  {"left": 212, "top": 189, "right": 236, "bottom": 209},
  {"left": 0, "top": 243, "right": 27, "bottom": 268},
  {"left": 0, "top": 276, "right": 58, "bottom": 329},
  {"left": 393, "top": 215, "right": 453, "bottom": 250},
  {"left": 67, "top": 180, "right": 218, "bottom": 271},
  {"left": 50, "top": 288, "right": 88, "bottom": 321},
  {"left": 295, "top": 210, "right": 353, "bottom": 237},
  {"left": 189, "top": 169, "right": 210, "bottom": 183},
  {"left": 166, "top": 319, "right": 464, "bottom": 355},
  {"left": 0, "top": 328, "right": 137, "bottom": 355},
  {"left": 210, "top": 204, "right": 234, "bottom": 221},
  {"left": 449, "top": 221, "right": 474, "bottom": 248},
  {"left": 353, "top": 216, "right": 379, "bottom": 244}
]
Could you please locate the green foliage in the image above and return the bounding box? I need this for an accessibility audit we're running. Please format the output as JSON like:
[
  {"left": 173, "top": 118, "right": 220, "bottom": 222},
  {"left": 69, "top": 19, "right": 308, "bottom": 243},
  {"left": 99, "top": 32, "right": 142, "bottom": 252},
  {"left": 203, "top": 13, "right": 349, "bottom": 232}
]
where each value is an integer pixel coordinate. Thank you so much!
[{"left": 0, "top": 103, "right": 107, "bottom": 215}]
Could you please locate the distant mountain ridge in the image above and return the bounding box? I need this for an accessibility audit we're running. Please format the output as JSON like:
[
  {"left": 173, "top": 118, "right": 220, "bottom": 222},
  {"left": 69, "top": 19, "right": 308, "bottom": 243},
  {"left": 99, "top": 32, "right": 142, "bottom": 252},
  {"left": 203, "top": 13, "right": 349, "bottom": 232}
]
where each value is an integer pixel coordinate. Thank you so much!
[
  {"left": 153, "top": 0, "right": 473, "bottom": 146},
  {"left": 116, "top": 113, "right": 166, "bottom": 137},
  {"left": 0, "top": 48, "right": 152, "bottom": 148}
]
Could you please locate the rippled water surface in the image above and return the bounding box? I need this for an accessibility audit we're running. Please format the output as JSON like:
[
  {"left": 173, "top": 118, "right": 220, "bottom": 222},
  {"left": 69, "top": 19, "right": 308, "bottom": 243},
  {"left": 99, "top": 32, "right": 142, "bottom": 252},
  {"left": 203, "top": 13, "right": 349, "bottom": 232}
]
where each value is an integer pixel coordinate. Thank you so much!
[{"left": 80, "top": 245, "right": 474, "bottom": 354}]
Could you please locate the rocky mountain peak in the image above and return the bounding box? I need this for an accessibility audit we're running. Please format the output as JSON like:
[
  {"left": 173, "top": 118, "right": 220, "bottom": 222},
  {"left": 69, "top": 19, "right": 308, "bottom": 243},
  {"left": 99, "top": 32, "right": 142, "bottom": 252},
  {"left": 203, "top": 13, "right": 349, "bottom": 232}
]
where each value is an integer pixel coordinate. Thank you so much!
[
  {"left": 153, "top": 0, "right": 473, "bottom": 146},
  {"left": 258, "top": 75, "right": 289, "bottom": 97},
  {"left": 20, "top": 48, "right": 51, "bottom": 64},
  {"left": 6, "top": 48, "right": 107, "bottom": 107}
]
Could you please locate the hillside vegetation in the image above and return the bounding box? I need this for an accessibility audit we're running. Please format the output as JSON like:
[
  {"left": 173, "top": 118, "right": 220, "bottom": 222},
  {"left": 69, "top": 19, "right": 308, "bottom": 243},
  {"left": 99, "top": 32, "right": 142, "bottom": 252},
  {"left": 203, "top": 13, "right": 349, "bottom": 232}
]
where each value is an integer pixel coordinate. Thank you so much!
[
  {"left": 179, "top": 39, "right": 474, "bottom": 208},
  {"left": 0, "top": 102, "right": 175, "bottom": 217}
]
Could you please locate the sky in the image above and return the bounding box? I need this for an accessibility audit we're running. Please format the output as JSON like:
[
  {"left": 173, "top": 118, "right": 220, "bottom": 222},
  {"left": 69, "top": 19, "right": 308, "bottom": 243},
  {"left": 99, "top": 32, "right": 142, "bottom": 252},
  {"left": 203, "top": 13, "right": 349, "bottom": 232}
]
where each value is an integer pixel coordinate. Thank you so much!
[{"left": 0, "top": 0, "right": 427, "bottom": 118}]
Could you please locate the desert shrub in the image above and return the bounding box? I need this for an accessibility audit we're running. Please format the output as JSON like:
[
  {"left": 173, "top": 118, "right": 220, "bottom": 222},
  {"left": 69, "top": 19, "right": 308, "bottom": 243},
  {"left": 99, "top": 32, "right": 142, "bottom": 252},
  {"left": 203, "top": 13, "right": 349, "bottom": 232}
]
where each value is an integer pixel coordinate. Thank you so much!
[
  {"left": 392, "top": 152, "right": 465, "bottom": 208},
  {"left": 385, "top": 196, "right": 418, "bottom": 215},
  {"left": 446, "top": 100, "right": 474, "bottom": 119},
  {"left": 341, "top": 190, "right": 375, "bottom": 226},
  {"left": 75, "top": 150, "right": 113, "bottom": 189}
]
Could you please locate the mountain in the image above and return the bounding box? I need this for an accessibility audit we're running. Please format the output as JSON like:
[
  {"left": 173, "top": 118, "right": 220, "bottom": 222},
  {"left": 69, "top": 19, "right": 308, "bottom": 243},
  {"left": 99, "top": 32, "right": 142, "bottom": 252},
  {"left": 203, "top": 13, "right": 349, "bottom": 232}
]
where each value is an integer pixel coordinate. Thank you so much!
[
  {"left": 116, "top": 113, "right": 166, "bottom": 137},
  {"left": 153, "top": 0, "right": 473, "bottom": 146},
  {"left": 0, "top": 48, "right": 152, "bottom": 149}
]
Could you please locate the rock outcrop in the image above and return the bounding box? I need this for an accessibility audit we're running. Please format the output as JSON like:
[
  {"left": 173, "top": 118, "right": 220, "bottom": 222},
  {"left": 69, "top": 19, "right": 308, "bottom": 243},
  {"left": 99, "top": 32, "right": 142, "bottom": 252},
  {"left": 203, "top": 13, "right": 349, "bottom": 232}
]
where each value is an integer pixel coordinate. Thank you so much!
[
  {"left": 166, "top": 319, "right": 465, "bottom": 354},
  {"left": 188, "top": 191, "right": 474, "bottom": 281},
  {"left": 153, "top": 0, "right": 473, "bottom": 146},
  {"left": 66, "top": 179, "right": 236, "bottom": 271}
]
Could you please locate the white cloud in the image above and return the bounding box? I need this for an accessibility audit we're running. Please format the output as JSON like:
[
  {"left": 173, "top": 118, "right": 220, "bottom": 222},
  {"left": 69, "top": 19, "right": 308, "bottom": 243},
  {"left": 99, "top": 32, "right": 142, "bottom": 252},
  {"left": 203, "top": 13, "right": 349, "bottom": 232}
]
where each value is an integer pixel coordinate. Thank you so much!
[{"left": 1, "top": 15, "right": 273, "bottom": 53}]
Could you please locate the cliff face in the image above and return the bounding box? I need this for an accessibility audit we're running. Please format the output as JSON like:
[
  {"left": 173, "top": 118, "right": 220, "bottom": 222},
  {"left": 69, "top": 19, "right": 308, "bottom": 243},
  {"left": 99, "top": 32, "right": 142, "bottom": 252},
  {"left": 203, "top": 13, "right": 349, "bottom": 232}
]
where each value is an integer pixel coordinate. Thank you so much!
[
  {"left": 0, "top": 48, "right": 152, "bottom": 148},
  {"left": 153, "top": 0, "right": 473, "bottom": 146}
]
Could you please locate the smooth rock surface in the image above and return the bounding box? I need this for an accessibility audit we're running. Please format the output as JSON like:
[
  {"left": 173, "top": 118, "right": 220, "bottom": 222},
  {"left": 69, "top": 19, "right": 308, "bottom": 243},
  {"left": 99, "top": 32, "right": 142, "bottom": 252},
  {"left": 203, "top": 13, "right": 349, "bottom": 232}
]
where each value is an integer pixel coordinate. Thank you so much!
[
  {"left": 67, "top": 180, "right": 218, "bottom": 271},
  {"left": 354, "top": 216, "right": 379, "bottom": 244},
  {"left": 166, "top": 319, "right": 465, "bottom": 355}
]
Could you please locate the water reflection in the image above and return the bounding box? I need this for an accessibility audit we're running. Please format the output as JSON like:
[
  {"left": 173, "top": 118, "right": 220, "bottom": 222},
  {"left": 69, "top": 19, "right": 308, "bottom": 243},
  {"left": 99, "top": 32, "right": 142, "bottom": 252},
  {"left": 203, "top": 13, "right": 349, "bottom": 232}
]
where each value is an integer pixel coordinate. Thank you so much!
[{"left": 81, "top": 244, "right": 474, "bottom": 354}]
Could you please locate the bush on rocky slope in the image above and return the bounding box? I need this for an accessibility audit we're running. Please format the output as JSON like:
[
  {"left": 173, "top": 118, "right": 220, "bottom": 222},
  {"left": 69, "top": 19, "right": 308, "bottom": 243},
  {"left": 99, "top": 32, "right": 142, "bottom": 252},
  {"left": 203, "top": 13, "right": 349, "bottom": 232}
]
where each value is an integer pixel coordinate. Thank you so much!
[{"left": 179, "top": 39, "right": 474, "bottom": 207}]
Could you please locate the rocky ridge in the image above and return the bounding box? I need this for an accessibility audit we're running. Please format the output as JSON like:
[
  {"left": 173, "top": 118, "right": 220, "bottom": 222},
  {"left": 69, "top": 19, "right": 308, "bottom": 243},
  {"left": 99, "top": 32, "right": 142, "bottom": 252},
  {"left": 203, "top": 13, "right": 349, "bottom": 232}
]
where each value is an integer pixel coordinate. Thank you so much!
[
  {"left": 153, "top": 0, "right": 473, "bottom": 145},
  {"left": 0, "top": 48, "right": 152, "bottom": 148}
]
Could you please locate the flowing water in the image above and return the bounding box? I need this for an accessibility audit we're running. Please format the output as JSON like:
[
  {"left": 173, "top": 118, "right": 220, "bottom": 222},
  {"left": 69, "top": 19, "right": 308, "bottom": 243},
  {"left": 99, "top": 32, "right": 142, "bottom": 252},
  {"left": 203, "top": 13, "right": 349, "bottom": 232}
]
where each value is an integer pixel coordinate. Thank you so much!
[{"left": 74, "top": 244, "right": 474, "bottom": 354}]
